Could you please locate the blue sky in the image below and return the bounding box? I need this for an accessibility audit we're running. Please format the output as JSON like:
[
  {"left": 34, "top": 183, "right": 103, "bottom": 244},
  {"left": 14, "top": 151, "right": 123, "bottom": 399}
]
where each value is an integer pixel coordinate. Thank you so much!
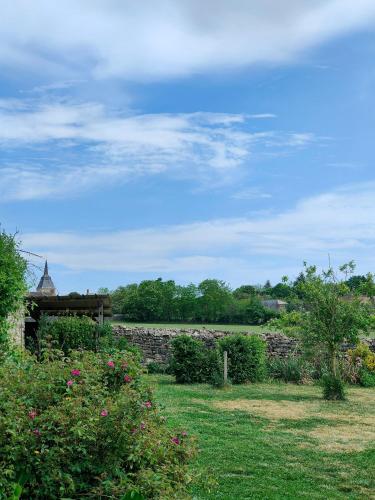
[{"left": 1, "top": 1, "right": 375, "bottom": 293}]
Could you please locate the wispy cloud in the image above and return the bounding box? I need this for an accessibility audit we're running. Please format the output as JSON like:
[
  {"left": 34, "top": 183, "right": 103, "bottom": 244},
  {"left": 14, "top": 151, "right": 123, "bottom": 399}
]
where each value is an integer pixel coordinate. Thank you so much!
[
  {"left": 21, "top": 183, "right": 375, "bottom": 280},
  {"left": 0, "top": 99, "right": 315, "bottom": 201},
  {"left": 1, "top": 1, "right": 375, "bottom": 81}
]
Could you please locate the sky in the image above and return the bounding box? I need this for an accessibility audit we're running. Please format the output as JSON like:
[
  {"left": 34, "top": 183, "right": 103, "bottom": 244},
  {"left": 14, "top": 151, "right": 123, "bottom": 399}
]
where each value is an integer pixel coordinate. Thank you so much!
[{"left": 1, "top": 0, "right": 375, "bottom": 293}]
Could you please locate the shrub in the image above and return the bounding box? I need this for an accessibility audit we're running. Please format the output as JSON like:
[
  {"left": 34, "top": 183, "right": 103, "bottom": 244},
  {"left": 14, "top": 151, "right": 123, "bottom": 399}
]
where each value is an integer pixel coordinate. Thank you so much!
[
  {"left": 0, "top": 349, "right": 194, "bottom": 499},
  {"left": 359, "top": 368, "right": 375, "bottom": 388},
  {"left": 169, "top": 335, "right": 206, "bottom": 384},
  {"left": 267, "top": 355, "right": 314, "bottom": 384},
  {"left": 321, "top": 373, "right": 346, "bottom": 400},
  {"left": 218, "top": 335, "right": 266, "bottom": 384},
  {"left": 267, "top": 311, "right": 305, "bottom": 338},
  {"left": 147, "top": 362, "right": 168, "bottom": 374},
  {"left": 35, "top": 316, "right": 118, "bottom": 355},
  {"left": 169, "top": 335, "right": 223, "bottom": 386}
]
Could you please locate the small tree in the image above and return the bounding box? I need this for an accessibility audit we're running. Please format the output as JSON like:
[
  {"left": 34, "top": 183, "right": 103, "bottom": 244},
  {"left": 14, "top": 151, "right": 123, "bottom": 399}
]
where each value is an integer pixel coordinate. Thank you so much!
[
  {"left": 299, "top": 263, "right": 370, "bottom": 399},
  {"left": 0, "top": 231, "right": 27, "bottom": 353}
]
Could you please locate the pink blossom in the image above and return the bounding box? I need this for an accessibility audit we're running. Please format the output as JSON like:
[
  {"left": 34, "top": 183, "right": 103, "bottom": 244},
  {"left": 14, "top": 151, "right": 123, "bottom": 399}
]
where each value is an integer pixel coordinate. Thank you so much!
[
  {"left": 100, "top": 409, "right": 108, "bottom": 417},
  {"left": 124, "top": 375, "right": 132, "bottom": 383},
  {"left": 140, "top": 422, "right": 146, "bottom": 430},
  {"left": 33, "top": 429, "right": 41, "bottom": 437},
  {"left": 67, "top": 380, "right": 74, "bottom": 387},
  {"left": 71, "top": 369, "right": 81, "bottom": 376},
  {"left": 144, "top": 401, "right": 152, "bottom": 408},
  {"left": 181, "top": 431, "right": 188, "bottom": 437},
  {"left": 28, "top": 410, "right": 37, "bottom": 420},
  {"left": 107, "top": 360, "right": 115, "bottom": 369},
  {"left": 171, "top": 436, "right": 180, "bottom": 445},
  {"left": 131, "top": 427, "right": 138, "bottom": 434}
]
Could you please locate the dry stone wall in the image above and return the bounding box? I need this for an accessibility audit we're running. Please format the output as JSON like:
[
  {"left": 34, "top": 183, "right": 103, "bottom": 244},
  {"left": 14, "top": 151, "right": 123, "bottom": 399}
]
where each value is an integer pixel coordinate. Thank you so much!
[
  {"left": 113, "top": 326, "right": 299, "bottom": 364},
  {"left": 113, "top": 325, "right": 375, "bottom": 364}
]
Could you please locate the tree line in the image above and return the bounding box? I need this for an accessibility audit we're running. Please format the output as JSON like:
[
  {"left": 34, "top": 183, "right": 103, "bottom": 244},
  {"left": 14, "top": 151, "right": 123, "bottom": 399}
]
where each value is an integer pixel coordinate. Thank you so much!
[{"left": 98, "top": 269, "right": 375, "bottom": 325}]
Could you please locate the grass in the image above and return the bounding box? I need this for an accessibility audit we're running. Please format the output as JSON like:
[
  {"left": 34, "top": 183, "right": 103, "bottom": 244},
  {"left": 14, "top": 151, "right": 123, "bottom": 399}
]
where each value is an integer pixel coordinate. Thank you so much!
[
  {"left": 148, "top": 375, "right": 375, "bottom": 499},
  {"left": 111, "top": 321, "right": 267, "bottom": 333}
]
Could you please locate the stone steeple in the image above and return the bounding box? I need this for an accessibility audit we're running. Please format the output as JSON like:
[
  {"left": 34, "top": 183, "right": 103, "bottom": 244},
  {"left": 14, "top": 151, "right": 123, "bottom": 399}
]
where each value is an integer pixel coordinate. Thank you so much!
[{"left": 36, "top": 260, "right": 57, "bottom": 296}]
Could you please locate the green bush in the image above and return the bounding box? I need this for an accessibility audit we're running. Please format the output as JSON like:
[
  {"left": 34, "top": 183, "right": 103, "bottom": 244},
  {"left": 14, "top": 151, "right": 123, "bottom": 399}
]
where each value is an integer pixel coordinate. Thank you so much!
[
  {"left": 267, "top": 355, "right": 314, "bottom": 384},
  {"left": 359, "top": 368, "right": 375, "bottom": 388},
  {"left": 35, "top": 316, "right": 118, "bottom": 355},
  {"left": 0, "top": 349, "right": 194, "bottom": 499},
  {"left": 169, "top": 335, "right": 207, "bottom": 384},
  {"left": 169, "top": 335, "right": 223, "bottom": 386},
  {"left": 321, "top": 373, "right": 346, "bottom": 400},
  {"left": 218, "top": 335, "right": 266, "bottom": 384},
  {"left": 147, "top": 362, "right": 168, "bottom": 374}
]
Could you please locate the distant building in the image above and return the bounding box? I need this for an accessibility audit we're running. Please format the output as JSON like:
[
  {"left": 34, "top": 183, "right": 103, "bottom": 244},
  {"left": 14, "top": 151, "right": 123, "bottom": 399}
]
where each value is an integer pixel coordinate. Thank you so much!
[
  {"left": 261, "top": 299, "right": 288, "bottom": 312},
  {"left": 30, "top": 261, "right": 57, "bottom": 297}
]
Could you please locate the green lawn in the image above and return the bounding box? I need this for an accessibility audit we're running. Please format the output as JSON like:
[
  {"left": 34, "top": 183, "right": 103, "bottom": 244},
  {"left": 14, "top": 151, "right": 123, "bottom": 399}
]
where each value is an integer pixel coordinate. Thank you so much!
[
  {"left": 147, "top": 375, "right": 375, "bottom": 499},
  {"left": 112, "top": 321, "right": 266, "bottom": 333}
]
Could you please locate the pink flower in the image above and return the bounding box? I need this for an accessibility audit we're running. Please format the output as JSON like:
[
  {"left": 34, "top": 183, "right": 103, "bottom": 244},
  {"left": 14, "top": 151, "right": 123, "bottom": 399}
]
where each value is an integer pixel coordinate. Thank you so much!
[
  {"left": 107, "top": 360, "right": 115, "bottom": 369},
  {"left": 123, "top": 375, "right": 132, "bottom": 383},
  {"left": 71, "top": 369, "right": 81, "bottom": 376},
  {"left": 181, "top": 431, "right": 188, "bottom": 437},
  {"left": 140, "top": 422, "right": 146, "bottom": 430},
  {"left": 28, "top": 410, "right": 37, "bottom": 420},
  {"left": 131, "top": 427, "right": 138, "bottom": 434},
  {"left": 33, "top": 429, "right": 41, "bottom": 437},
  {"left": 100, "top": 409, "right": 108, "bottom": 417},
  {"left": 67, "top": 380, "right": 74, "bottom": 387},
  {"left": 171, "top": 436, "right": 180, "bottom": 445},
  {"left": 144, "top": 401, "right": 152, "bottom": 408}
]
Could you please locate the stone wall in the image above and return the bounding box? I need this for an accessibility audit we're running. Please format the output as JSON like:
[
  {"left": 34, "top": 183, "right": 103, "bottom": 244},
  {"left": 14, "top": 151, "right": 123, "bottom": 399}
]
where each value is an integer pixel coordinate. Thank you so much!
[
  {"left": 113, "top": 325, "right": 375, "bottom": 364},
  {"left": 7, "top": 307, "right": 25, "bottom": 346},
  {"left": 113, "top": 326, "right": 300, "bottom": 364}
]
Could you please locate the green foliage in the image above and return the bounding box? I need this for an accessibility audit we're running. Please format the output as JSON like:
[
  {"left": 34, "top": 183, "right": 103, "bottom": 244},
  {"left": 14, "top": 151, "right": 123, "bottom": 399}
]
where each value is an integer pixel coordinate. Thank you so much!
[
  {"left": 169, "top": 335, "right": 223, "bottom": 386},
  {"left": 0, "top": 231, "right": 27, "bottom": 352},
  {"left": 267, "top": 310, "right": 305, "bottom": 337},
  {"left": 299, "top": 263, "right": 370, "bottom": 399},
  {"left": 321, "top": 373, "right": 346, "bottom": 400},
  {"left": 146, "top": 362, "right": 168, "bottom": 374},
  {"left": 169, "top": 335, "right": 207, "bottom": 384},
  {"left": 267, "top": 355, "right": 314, "bottom": 384},
  {"left": 218, "top": 335, "right": 266, "bottom": 384},
  {"left": 358, "top": 369, "right": 375, "bottom": 387},
  {"left": 36, "top": 315, "right": 98, "bottom": 354},
  {"left": 197, "top": 279, "right": 233, "bottom": 323},
  {"left": 0, "top": 350, "right": 194, "bottom": 498}
]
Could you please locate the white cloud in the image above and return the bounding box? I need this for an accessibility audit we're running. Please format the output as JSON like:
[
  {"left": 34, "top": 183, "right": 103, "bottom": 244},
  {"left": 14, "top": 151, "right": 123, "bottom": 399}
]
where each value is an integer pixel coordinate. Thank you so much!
[
  {"left": 0, "top": 99, "right": 314, "bottom": 201},
  {"left": 1, "top": 1, "right": 375, "bottom": 81},
  {"left": 21, "top": 183, "right": 375, "bottom": 280}
]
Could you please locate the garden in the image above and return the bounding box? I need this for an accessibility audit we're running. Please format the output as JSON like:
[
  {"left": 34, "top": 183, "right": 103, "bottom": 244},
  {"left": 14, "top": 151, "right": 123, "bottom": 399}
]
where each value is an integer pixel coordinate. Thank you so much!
[{"left": 1, "top": 231, "right": 375, "bottom": 499}]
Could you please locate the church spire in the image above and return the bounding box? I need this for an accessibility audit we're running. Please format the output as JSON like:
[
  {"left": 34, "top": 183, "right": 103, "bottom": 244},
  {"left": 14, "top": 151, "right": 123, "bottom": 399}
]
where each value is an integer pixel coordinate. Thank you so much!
[{"left": 36, "top": 260, "right": 56, "bottom": 296}]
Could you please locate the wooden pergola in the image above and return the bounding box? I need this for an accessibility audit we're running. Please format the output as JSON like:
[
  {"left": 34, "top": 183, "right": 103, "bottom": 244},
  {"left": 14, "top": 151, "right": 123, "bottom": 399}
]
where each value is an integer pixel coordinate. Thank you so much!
[{"left": 27, "top": 294, "right": 112, "bottom": 325}]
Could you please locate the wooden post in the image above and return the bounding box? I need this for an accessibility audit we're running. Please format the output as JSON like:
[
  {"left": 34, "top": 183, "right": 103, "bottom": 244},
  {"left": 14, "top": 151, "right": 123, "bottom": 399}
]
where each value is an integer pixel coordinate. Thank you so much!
[
  {"left": 98, "top": 303, "right": 104, "bottom": 326},
  {"left": 224, "top": 350, "right": 228, "bottom": 384}
]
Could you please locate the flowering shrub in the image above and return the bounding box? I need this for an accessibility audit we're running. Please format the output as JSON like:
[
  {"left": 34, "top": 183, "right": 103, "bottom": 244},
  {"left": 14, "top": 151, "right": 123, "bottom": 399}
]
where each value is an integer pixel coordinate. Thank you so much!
[
  {"left": 0, "top": 349, "right": 194, "bottom": 498},
  {"left": 347, "top": 342, "right": 375, "bottom": 387}
]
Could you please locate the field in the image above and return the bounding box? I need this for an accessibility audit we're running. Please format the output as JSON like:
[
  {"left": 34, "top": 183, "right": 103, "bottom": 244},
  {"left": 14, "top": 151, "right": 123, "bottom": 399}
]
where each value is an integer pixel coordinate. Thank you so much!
[
  {"left": 148, "top": 375, "right": 375, "bottom": 499},
  {"left": 111, "top": 321, "right": 267, "bottom": 333}
]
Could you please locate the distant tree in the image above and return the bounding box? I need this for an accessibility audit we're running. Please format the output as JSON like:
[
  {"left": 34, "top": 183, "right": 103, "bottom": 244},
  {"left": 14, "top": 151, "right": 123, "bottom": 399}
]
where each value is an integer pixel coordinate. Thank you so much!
[
  {"left": 264, "top": 280, "right": 272, "bottom": 290},
  {"left": 175, "top": 284, "right": 199, "bottom": 321},
  {"left": 346, "top": 275, "right": 367, "bottom": 292},
  {"left": 233, "top": 285, "right": 256, "bottom": 300},
  {"left": 270, "top": 282, "right": 293, "bottom": 300},
  {"left": 197, "top": 279, "right": 233, "bottom": 323}
]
